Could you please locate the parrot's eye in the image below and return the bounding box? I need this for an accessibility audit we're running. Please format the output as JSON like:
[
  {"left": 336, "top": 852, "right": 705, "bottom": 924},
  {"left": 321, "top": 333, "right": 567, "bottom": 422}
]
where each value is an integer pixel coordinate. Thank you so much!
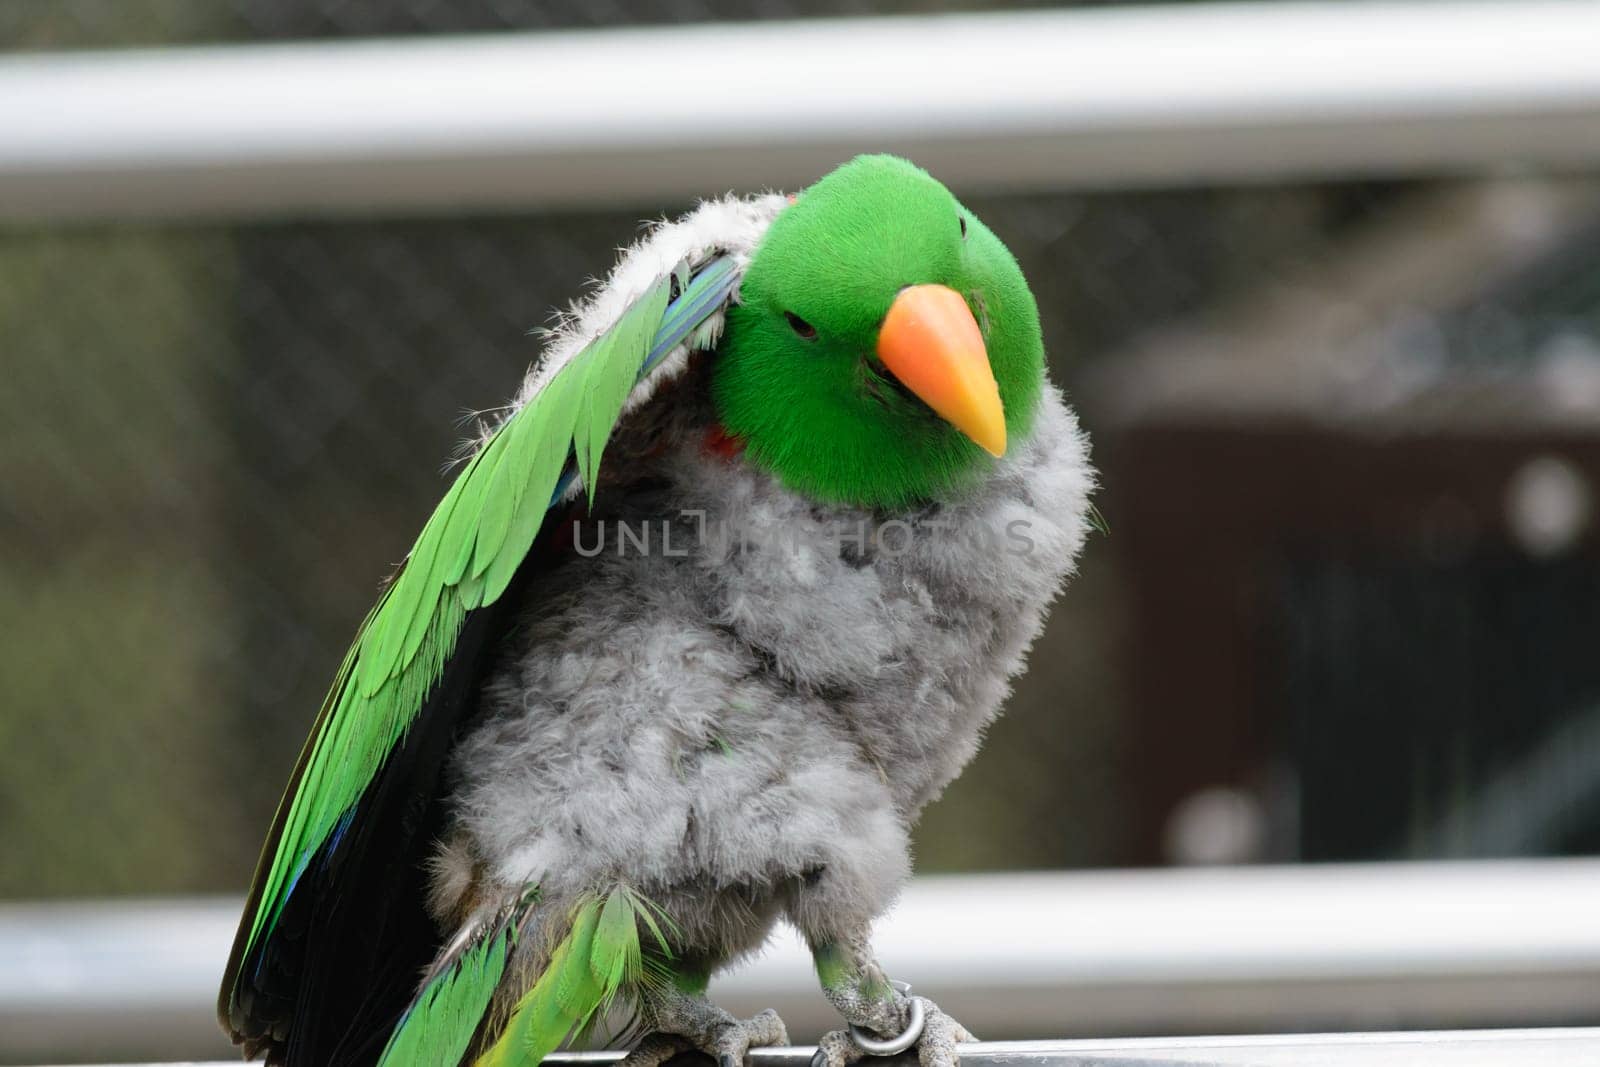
[
  {"left": 959, "top": 215, "right": 968, "bottom": 240},
  {"left": 784, "top": 311, "right": 817, "bottom": 340}
]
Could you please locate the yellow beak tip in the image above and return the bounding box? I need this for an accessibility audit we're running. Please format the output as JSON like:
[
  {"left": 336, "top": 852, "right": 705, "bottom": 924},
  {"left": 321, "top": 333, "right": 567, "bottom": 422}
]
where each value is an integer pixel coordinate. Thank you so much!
[
  {"left": 877, "top": 284, "right": 1010, "bottom": 462},
  {"left": 968, "top": 419, "right": 1006, "bottom": 458}
]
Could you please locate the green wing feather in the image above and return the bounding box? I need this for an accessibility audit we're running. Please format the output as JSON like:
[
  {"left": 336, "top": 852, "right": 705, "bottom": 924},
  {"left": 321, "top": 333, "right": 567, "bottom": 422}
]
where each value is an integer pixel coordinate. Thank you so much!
[
  {"left": 377, "top": 918, "right": 516, "bottom": 1067},
  {"left": 241, "top": 273, "right": 677, "bottom": 957}
]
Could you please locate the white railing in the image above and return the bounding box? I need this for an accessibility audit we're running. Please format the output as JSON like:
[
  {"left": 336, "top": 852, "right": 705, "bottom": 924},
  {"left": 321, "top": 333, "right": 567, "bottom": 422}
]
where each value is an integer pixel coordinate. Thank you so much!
[
  {"left": 28, "top": 1031, "right": 1600, "bottom": 1067},
  {"left": 2, "top": 1, "right": 1600, "bottom": 220},
  {"left": 5, "top": 862, "right": 1599, "bottom": 1063}
]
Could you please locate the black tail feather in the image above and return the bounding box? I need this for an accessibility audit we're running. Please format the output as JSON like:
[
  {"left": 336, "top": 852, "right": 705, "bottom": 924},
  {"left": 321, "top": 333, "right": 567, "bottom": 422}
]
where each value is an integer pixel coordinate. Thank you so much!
[{"left": 235, "top": 558, "right": 541, "bottom": 1067}]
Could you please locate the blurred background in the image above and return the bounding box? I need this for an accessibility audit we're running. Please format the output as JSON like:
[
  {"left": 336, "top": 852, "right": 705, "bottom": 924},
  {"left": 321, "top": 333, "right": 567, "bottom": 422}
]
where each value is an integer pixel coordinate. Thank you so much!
[{"left": 4, "top": 0, "right": 1600, "bottom": 1063}]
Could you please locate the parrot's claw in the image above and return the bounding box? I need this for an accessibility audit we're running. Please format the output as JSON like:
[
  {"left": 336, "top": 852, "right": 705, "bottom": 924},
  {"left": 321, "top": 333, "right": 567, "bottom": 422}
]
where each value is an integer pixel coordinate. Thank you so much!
[
  {"left": 711, "top": 1008, "right": 790, "bottom": 1065},
  {"left": 815, "top": 998, "right": 975, "bottom": 1067},
  {"left": 906, "top": 999, "right": 976, "bottom": 1067},
  {"left": 810, "top": 1028, "right": 868, "bottom": 1067},
  {"left": 622, "top": 1009, "right": 789, "bottom": 1067}
]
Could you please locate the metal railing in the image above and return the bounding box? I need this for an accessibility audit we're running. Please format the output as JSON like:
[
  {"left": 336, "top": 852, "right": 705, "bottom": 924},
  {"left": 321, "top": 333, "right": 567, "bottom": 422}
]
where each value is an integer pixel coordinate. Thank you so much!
[
  {"left": 4, "top": 1, "right": 1600, "bottom": 219},
  {"left": 5, "top": 863, "right": 1599, "bottom": 1063},
  {"left": 27, "top": 1031, "right": 1600, "bottom": 1067}
]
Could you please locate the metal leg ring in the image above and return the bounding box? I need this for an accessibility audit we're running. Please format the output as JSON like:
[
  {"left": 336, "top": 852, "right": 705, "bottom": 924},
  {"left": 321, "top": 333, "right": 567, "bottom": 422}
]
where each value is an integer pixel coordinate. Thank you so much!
[{"left": 848, "top": 981, "right": 925, "bottom": 1057}]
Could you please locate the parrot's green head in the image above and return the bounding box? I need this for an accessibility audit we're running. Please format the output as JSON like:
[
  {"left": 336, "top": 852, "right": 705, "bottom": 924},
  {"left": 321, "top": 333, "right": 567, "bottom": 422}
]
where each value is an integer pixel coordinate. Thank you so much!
[{"left": 713, "top": 154, "right": 1045, "bottom": 510}]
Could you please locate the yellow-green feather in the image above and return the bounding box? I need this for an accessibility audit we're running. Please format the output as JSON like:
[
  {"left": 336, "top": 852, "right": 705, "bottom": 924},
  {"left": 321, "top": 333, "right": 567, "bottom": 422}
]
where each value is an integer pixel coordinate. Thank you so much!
[
  {"left": 592, "top": 891, "right": 642, "bottom": 997},
  {"left": 475, "top": 888, "right": 675, "bottom": 1067}
]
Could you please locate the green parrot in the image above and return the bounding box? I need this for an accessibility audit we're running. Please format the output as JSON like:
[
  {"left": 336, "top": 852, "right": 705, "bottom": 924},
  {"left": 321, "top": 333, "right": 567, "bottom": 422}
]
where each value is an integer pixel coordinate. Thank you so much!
[{"left": 218, "top": 154, "right": 1092, "bottom": 1067}]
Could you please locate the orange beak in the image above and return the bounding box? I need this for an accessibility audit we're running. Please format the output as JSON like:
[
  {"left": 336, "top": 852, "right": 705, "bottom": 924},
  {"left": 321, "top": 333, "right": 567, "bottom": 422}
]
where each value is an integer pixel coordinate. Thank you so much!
[{"left": 875, "top": 284, "right": 1006, "bottom": 458}]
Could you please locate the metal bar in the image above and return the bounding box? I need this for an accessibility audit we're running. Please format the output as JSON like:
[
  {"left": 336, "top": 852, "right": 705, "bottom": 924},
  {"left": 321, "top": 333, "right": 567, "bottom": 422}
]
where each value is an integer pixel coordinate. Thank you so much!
[
  {"left": 4, "top": 862, "right": 1599, "bottom": 1062},
  {"left": 30, "top": 1030, "right": 1600, "bottom": 1067},
  {"left": 4, "top": 1, "right": 1600, "bottom": 221}
]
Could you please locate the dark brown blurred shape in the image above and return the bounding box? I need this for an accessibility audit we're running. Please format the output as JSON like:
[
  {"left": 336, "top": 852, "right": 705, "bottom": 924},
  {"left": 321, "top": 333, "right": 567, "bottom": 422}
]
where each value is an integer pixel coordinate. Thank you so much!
[{"left": 1092, "top": 180, "right": 1600, "bottom": 865}]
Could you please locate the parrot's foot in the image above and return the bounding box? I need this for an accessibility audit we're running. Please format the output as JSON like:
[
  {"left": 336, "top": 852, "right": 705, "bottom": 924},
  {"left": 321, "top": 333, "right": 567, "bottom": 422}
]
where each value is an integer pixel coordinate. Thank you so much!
[
  {"left": 812, "top": 998, "right": 975, "bottom": 1067},
  {"left": 619, "top": 1008, "right": 789, "bottom": 1067}
]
